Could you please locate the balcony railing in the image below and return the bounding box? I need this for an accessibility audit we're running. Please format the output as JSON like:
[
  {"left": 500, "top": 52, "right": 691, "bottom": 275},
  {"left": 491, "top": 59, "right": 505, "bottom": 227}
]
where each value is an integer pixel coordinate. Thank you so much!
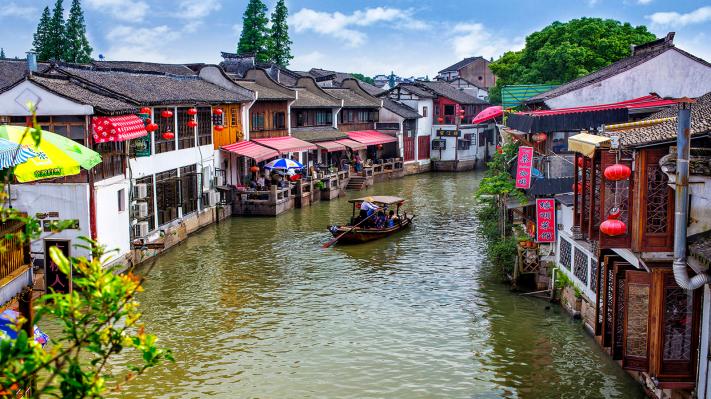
[
  {"left": 0, "top": 219, "right": 30, "bottom": 282},
  {"left": 92, "top": 153, "right": 126, "bottom": 181}
]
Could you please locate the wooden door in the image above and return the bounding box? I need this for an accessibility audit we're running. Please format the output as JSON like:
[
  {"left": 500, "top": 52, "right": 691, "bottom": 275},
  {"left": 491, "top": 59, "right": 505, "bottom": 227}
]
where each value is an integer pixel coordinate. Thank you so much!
[
  {"left": 622, "top": 270, "right": 651, "bottom": 371},
  {"left": 638, "top": 148, "right": 674, "bottom": 252},
  {"left": 611, "top": 261, "right": 633, "bottom": 359},
  {"left": 417, "top": 136, "right": 430, "bottom": 160},
  {"left": 213, "top": 104, "right": 243, "bottom": 149},
  {"left": 403, "top": 136, "right": 415, "bottom": 161}
]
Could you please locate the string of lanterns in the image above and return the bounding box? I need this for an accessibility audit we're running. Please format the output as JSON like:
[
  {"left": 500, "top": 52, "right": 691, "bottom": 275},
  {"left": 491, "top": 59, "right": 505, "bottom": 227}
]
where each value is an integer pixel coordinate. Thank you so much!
[{"left": 600, "top": 162, "right": 631, "bottom": 236}]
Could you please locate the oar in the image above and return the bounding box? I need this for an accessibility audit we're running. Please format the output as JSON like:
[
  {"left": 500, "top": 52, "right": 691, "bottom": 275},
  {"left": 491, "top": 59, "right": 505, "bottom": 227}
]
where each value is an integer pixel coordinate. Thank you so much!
[{"left": 323, "top": 210, "right": 378, "bottom": 248}]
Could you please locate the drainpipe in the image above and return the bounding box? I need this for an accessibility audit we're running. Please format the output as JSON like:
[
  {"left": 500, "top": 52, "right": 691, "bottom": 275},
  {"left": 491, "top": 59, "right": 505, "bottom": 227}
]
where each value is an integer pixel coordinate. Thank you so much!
[{"left": 673, "top": 102, "right": 711, "bottom": 290}]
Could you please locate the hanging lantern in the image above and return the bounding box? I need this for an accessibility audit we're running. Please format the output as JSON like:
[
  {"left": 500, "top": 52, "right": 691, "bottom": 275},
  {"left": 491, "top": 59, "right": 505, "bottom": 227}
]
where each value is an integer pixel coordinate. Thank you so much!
[
  {"left": 214, "top": 125, "right": 224, "bottom": 131},
  {"left": 437, "top": 117, "right": 444, "bottom": 123},
  {"left": 604, "top": 164, "right": 631, "bottom": 181},
  {"left": 377, "top": 144, "right": 383, "bottom": 150},
  {"left": 146, "top": 123, "right": 158, "bottom": 132},
  {"left": 213, "top": 108, "right": 223, "bottom": 115},
  {"left": 572, "top": 182, "right": 583, "bottom": 193},
  {"left": 187, "top": 119, "right": 198, "bottom": 128},
  {"left": 162, "top": 131, "right": 175, "bottom": 140},
  {"left": 139, "top": 107, "right": 151, "bottom": 115},
  {"left": 161, "top": 110, "right": 173, "bottom": 118},
  {"left": 577, "top": 157, "right": 585, "bottom": 168},
  {"left": 250, "top": 166, "right": 260, "bottom": 173},
  {"left": 532, "top": 132, "right": 547, "bottom": 143},
  {"left": 496, "top": 145, "right": 503, "bottom": 154},
  {"left": 600, "top": 216, "right": 627, "bottom": 236},
  {"left": 187, "top": 108, "right": 198, "bottom": 116},
  {"left": 608, "top": 207, "right": 622, "bottom": 219}
]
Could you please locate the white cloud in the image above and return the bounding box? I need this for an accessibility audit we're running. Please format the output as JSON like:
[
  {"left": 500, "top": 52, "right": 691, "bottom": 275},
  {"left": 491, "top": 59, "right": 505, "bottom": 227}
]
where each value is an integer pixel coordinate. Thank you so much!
[
  {"left": 450, "top": 23, "right": 524, "bottom": 60},
  {"left": 104, "top": 25, "right": 181, "bottom": 62},
  {"left": 647, "top": 6, "right": 711, "bottom": 27},
  {"left": 0, "top": 2, "right": 37, "bottom": 20},
  {"left": 674, "top": 33, "right": 711, "bottom": 64},
  {"left": 637, "top": 0, "right": 653, "bottom": 4},
  {"left": 290, "top": 7, "right": 429, "bottom": 47},
  {"left": 587, "top": 0, "right": 600, "bottom": 6},
  {"left": 291, "top": 51, "right": 326, "bottom": 69},
  {"left": 174, "top": 0, "right": 222, "bottom": 33},
  {"left": 85, "top": 0, "right": 149, "bottom": 22}
]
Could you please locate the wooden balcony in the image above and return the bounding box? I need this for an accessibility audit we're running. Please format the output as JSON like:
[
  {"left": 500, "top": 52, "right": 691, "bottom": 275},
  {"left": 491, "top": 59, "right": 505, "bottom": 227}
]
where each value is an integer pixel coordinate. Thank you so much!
[{"left": 0, "top": 219, "right": 31, "bottom": 306}]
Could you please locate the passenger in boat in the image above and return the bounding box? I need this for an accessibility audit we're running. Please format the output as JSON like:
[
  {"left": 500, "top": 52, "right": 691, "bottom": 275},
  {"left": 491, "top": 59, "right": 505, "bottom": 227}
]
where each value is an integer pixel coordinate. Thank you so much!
[
  {"left": 374, "top": 211, "right": 386, "bottom": 229},
  {"left": 387, "top": 210, "right": 398, "bottom": 227}
]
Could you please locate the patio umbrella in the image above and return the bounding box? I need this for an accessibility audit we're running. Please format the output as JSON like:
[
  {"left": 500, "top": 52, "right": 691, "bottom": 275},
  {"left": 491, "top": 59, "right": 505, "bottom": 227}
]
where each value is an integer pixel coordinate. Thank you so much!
[
  {"left": 0, "top": 309, "right": 49, "bottom": 348},
  {"left": 472, "top": 106, "right": 503, "bottom": 124},
  {"left": 0, "top": 125, "right": 102, "bottom": 182},
  {"left": 0, "top": 137, "right": 38, "bottom": 169},
  {"left": 263, "top": 158, "right": 304, "bottom": 171}
]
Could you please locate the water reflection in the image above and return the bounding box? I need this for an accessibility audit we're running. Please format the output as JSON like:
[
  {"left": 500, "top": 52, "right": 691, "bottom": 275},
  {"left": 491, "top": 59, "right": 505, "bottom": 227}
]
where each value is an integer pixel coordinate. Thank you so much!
[{"left": 106, "top": 172, "right": 644, "bottom": 398}]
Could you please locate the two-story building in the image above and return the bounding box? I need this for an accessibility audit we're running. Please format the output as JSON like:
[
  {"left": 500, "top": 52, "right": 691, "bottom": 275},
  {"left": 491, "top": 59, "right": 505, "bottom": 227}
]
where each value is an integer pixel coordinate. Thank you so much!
[
  {"left": 377, "top": 98, "right": 422, "bottom": 174},
  {"left": 436, "top": 56, "right": 496, "bottom": 89}
]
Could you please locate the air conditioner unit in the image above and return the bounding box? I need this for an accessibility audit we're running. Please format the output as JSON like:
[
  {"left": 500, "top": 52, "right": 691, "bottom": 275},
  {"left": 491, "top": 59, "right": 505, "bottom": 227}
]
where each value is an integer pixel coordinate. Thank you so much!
[
  {"left": 134, "top": 183, "right": 148, "bottom": 200},
  {"left": 132, "top": 221, "right": 149, "bottom": 238},
  {"left": 206, "top": 191, "right": 219, "bottom": 207},
  {"left": 131, "top": 202, "right": 149, "bottom": 219}
]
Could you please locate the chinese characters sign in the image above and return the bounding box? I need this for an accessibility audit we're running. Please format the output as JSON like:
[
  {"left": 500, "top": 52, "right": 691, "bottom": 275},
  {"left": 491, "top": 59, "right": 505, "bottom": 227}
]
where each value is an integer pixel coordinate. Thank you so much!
[
  {"left": 45, "top": 240, "right": 71, "bottom": 294},
  {"left": 515, "top": 146, "right": 534, "bottom": 189},
  {"left": 535, "top": 198, "right": 556, "bottom": 243}
]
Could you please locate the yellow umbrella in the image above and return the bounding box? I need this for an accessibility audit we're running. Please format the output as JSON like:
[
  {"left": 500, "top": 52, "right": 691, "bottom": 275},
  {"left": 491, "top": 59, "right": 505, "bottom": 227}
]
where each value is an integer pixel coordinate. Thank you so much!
[{"left": 0, "top": 125, "right": 102, "bottom": 182}]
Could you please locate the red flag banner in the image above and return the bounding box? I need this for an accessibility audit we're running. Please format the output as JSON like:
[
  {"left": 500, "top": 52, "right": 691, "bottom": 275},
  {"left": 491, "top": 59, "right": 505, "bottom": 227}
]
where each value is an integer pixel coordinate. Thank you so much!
[
  {"left": 535, "top": 198, "right": 556, "bottom": 243},
  {"left": 515, "top": 146, "right": 534, "bottom": 189}
]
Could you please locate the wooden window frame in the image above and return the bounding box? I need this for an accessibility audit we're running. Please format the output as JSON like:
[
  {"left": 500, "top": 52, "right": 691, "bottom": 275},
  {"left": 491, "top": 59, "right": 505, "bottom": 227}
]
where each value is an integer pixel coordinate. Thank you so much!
[{"left": 197, "top": 107, "right": 212, "bottom": 146}]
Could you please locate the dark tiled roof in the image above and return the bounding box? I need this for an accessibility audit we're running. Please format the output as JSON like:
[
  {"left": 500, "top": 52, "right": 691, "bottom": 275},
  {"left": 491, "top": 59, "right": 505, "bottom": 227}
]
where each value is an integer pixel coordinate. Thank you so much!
[
  {"left": 0, "top": 59, "right": 50, "bottom": 90},
  {"left": 323, "top": 87, "right": 380, "bottom": 108},
  {"left": 58, "top": 65, "right": 250, "bottom": 105},
  {"left": 292, "top": 87, "right": 339, "bottom": 108},
  {"left": 603, "top": 92, "right": 711, "bottom": 147},
  {"left": 526, "top": 176, "right": 575, "bottom": 197},
  {"left": 30, "top": 75, "right": 137, "bottom": 114},
  {"left": 90, "top": 60, "right": 196, "bottom": 76},
  {"left": 414, "top": 81, "right": 488, "bottom": 105},
  {"left": 382, "top": 98, "right": 421, "bottom": 119},
  {"left": 390, "top": 83, "right": 436, "bottom": 99},
  {"left": 232, "top": 79, "right": 294, "bottom": 101},
  {"left": 291, "top": 126, "right": 348, "bottom": 142},
  {"left": 555, "top": 193, "right": 575, "bottom": 206},
  {"left": 527, "top": 45, "right": 711, "bottom": 104},
  {"left": 306, "top": 68, "right": 384, "bottom": 95},
  {"left": 438, "top": 56, "right": 485, "bottom": 73}
]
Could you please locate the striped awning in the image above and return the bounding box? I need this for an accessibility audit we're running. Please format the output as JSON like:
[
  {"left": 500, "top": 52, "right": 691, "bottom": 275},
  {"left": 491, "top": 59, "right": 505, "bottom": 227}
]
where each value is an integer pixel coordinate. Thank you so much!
[
  {"left": 253, "top": 136, "right": 317, "bottom": 153},
  {"left": 0, "top": 138, "right": 37, "bottom": 169},
  {"left": 346, "top": 130, "right": 398, "bottom": 146},
  {"left": 92, "top": 115, "right": 148, "bottom": 143},
  {"left": 316, "top": 141, "right": 346, "bottom": 152},
  {"left": 221, "top": 141, "right": 278, "bottom": 162},
  {"left": 335, "top": 138, "right": 367, "bottom": 150}
]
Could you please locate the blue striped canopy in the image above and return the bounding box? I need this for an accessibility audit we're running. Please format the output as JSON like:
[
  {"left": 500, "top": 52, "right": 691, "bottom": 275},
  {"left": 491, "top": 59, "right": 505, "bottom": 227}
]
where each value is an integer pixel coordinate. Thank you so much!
[
  {"left": 0, "top": 138, "right": 38, "bottom": 169},
  {"left": 263, "top": 158, "right": 304, "bottom": 171}
]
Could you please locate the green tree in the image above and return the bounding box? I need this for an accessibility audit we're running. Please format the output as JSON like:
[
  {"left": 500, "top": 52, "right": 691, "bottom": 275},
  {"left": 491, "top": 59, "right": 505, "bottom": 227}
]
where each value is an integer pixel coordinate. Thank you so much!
[
  {"left": 237, "top": 0, "right": 270, "bottom": 63},
  {"left": 0, "top": 48, "right": 5, "bottom": 59},
  {"left": 350, "top": 73, "right": 374, "bottom": 85},
  {"left": 267, "top": 0, "right": 292, "bottom": 67},
  {"left": 46, "top": 0, "right": 67, "bottom": 61},
  {"left": 488, "top": 18, "right": 656, "bottom": 104},
  {"left": 32, "top": 7, "right": 52, "bottom": 62},
  {"left": 64, "top": 0, "right": 93, "bottom": 63}
]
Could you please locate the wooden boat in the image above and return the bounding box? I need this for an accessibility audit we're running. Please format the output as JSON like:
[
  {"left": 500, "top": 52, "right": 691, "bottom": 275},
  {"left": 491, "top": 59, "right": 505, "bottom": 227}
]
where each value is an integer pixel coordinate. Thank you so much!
[{"left": 328, "top": 196, "right": 414, "bottom": 244}]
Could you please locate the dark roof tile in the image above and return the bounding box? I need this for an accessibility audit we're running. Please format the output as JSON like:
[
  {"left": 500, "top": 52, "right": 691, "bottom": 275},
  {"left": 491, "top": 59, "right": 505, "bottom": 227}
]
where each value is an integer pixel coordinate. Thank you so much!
[
  {"left": 382, "top": 98, "right": 421, "bottom": 119},
  {"left": 90, "top": 60, "right": 196, "bottom": 75},
  {"left": 438, "top": 56, "right": 486, "bottom": 73},
  {"left": 414, "top": 81, "right": 488, "bottom": 105},
  {"left": 291, "top": 126, "right": 348, "bottom": 142},
  {"left": 323, "top": 87, "right": 380, "bottom": 108},
  {"left": 0, "top": 59, "right": 50, "bottom": 90},
  {"left": 30, "top": 75, "right": 136, "bottom": 114}
]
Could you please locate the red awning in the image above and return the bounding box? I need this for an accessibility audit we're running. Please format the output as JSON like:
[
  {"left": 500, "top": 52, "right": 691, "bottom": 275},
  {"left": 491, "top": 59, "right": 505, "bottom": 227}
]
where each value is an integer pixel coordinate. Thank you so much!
[
  {"left": 92, "top": 115, "right": 148, "bottom": 143},
  {"left": 335, "top": 138, "right": 367, "bottom": 150},
  {"left": 316, "top": 141, "right": 346, "bottom": 152},
  {"left": 253, "top": 136, "right": 317, "bottom": 153},
  {"left": 222, "top": 141, "right": 279, "bottom": 162},
  {"left": 345, "top": 130, "right": 398, "bottom": 146},
  {"left": 517, "top": 95, "right": 679, "bottom": 117}
]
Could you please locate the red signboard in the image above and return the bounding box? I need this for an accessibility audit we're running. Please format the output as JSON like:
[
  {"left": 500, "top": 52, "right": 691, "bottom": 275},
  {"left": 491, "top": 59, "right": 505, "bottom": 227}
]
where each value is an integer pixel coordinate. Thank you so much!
[
  {"left": 515, "top": 146, "right": 534, "bottom": 189},
  {"left": 535, "top": 198, "right": 556, "bottom": 243}
]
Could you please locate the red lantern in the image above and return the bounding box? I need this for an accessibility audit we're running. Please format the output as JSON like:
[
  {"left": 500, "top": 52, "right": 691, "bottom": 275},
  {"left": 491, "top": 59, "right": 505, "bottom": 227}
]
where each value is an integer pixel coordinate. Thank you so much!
[
  {"left": 573, "top": 182, "right": 583, "bottom": 193},
  {"left": 187, "top": 108, "right": 198, "bottom": 116},
  {"left": 162, "top": 131, "right": 175, "bottom": 140},
  {"left": 377, "top": 144, "right": 383, "bottom": 150},
  {"left": 437, "top": 117, "right": 444, "bottom": 123},
  {"left": 214, "top": 125, "right": 224, "bottom": 131},
  {"left": 146, "top": 123, "right": 158, "bottom": 132},
  {"left": 139, "top": 107, "right": 151, "bottom": 115},
  {"left": 532, "top": 132, "right": 547, "bottom": 143},
  {"left": 161, "top": 110, "right": 173, "bottom": 118},
  {"left": 600, "top": 217, "right": 627, "bottom": 236},
  {"left": 604, "top": 164, "right": 631, "bottom": 181},
  {"left": 187, "top": 119, "right": 198, "bottom": 128},
  {"left": 213, "top": 108, "right": 223, "bottom": 115},
  {"left": 577, "top": 157, "right": 584, "bottom": 168},
  {"left": 250, "top": 166, "right": 260, "bottom": 173},
  {"left": 496, "top": 145, "right": 503, "bottom": 154}
]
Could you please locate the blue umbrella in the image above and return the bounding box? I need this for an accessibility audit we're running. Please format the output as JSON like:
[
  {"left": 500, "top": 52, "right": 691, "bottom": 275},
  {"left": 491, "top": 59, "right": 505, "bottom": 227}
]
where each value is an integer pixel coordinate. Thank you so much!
[
  {"left": 0, "top": 138, "right": 38, "bottom": 169},
  {"left": 0, "top": 309, "right": 49, "bottom": 348},
  {"left": 263, "top": 158, "right": 304, "bottom": 171}
]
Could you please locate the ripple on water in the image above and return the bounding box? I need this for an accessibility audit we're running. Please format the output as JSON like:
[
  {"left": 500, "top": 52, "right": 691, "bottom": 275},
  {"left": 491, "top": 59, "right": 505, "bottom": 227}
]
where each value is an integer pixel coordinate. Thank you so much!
[{"left": 102, "top": 172, "right": 644, "bottom": 399}]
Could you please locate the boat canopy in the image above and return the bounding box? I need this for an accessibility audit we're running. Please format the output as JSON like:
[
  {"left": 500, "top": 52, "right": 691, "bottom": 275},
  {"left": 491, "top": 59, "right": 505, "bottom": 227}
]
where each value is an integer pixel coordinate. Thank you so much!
[{"left": 349, "top": 196, "right": 405, "bottom": 205}]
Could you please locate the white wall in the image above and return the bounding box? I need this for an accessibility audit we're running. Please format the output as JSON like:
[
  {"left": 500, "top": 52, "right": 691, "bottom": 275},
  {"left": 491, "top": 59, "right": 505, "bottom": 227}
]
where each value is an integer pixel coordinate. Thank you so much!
[
  {"left": 430, "top": 125, "right": 480, "bottom": 161},
  {"left": 129, "top": 142, "right": 215, "bottom": 179},
  {"left": 94, "top": 175, "right": 131, "bottom": 262},
  {"left": 546, "top": 50, "right": 711, "bottom": 109},
  {"left": 11, "top": 183, "right": 92, "bottom": 261},
  {"left": 0, "top": 80, "right": 93, "bottom": 116},
  {"left": 558, "top": 203, "right": 574, "bottom": 236}
]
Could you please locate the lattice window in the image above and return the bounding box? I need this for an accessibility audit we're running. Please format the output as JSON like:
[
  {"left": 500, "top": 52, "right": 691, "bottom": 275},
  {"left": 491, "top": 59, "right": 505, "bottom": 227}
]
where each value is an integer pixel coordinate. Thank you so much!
[
  {"left": 590, "top": 258, "right": 599, "bottom": 293},
  {"left": 626, "top": 283, "right": 650, "bottom": 357},
  {"left": 646, "top": 165, "right": 669, "bottom": 234},
  {"left": 155, "top": 107, "right": 176, "bottom": 154},
  {"left": 663, "top": 287, "right": 694, "bottom": 361},
  {"left": 614, "top": 276, "right": 626, "bottom": 357},
  {"left": 560, "top": 238, "right": 572, "bottom": 270},
  {"left": 177, "top": 107, "right": 195, "bottom": 150},
  {"left": 605, "top": 266, "right": 614, "bottom": 343},
  {"left": 605, "top": 179, "right": 630, "bottom": 224},
  {"left": 593, "top": 160, "right": 602, "bottom": 229},
  {"left": 574, "top": 248, "right": 588, "bottom": 285}
]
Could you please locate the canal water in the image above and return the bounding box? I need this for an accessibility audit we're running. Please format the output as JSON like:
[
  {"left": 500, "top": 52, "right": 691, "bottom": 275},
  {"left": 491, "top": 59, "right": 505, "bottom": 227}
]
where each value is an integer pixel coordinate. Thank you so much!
[{"left": 111, "top": 172, "right": 645, "bottom": 398}]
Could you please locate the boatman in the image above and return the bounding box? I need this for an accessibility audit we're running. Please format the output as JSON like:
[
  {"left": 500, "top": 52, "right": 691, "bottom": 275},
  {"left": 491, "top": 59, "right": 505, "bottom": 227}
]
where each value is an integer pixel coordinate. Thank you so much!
[{"left": 360, "top": 197, "right": 379, "bottom": 217}]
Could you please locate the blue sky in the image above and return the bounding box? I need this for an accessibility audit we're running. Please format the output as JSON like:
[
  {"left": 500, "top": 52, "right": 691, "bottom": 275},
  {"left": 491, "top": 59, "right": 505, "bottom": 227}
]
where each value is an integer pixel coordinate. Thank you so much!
[{"left": 1, "top": 0, "right": 709, "bottom": 77}]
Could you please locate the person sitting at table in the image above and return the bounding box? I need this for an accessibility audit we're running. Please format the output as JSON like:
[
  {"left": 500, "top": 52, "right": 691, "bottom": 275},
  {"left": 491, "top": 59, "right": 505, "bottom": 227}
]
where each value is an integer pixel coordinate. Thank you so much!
[{"left": 256, "top": 175, "right": 266, "bottom": 190}]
